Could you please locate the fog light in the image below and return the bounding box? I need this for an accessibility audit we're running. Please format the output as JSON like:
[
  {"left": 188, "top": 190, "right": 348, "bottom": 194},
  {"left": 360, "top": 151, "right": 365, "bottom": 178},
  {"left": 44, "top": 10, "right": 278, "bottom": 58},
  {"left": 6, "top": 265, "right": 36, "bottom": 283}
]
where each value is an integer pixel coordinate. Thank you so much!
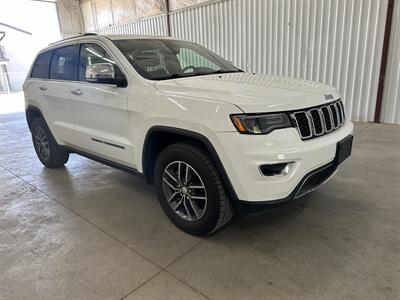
[{"left": 259, "top": 162, "right": 294, "bottom": 177}]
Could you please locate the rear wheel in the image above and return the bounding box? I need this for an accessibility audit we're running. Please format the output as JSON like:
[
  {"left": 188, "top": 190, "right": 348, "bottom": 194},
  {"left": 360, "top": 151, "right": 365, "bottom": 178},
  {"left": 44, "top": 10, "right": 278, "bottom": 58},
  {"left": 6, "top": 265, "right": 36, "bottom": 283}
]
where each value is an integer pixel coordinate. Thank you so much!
[
  {"left": 154, "top": 142, "right": 234, "bottom": 236},
  {"left": 31, "top": 117, "right": 69, "bottom": 168}
]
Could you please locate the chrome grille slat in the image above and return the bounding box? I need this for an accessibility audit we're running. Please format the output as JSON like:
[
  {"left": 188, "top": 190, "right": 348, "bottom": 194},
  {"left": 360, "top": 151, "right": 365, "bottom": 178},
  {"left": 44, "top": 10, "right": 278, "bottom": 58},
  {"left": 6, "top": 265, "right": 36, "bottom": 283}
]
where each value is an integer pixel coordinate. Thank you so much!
[
  {"left": 329, "top": 104, "right": 339, "bottom": 129},
  {"left": 340, "top": 103, "right": 344, "bottom": 125},
  {"left": 339, "top": 101, "right": 346, "bottom": 120},
  {"left": 317, "top": 108, "right": 327, "bottom": 134},
  {"left": 292, "top": 112, "right": 312, "bottom": 139},
  {"left": 309, "top": 109, "right": 324, "bottom": 136},
  {"left": 335, "top": 102, "right": 343, "bottom": 125},
  {"left": 291, "top": 100, "right": 346, "bottom": 140},
  {"left": 328, "top": 106, "right": 336, "bottom": 129},
  {"left": 305, "top": 111, "right": 315, "bottom": 135},
  {"left": 321, "top": 107, "right": 333, "bottom": 132}
]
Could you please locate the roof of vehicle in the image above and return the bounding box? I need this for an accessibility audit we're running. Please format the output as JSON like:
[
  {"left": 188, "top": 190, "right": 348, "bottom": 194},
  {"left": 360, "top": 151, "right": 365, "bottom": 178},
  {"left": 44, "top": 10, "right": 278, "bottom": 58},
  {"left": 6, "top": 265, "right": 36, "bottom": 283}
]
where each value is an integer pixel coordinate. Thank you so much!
[
  {"left": 49, "top": 33, "right": 180, "bottom": 47},
  {"left": 104, "top": 34, "right": 179, "bottom": 40}
]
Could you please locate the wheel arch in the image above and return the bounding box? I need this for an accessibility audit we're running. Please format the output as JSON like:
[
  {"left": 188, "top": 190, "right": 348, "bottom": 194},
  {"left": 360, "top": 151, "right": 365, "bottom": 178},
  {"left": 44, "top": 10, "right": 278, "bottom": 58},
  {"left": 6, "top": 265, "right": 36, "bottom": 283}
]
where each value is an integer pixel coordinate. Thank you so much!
[
  {"left": 25, "top": 105, "right": 45, "bottom": 131},
  {"left": 142, "top": 126, "right": 239, "bottom": 203}
]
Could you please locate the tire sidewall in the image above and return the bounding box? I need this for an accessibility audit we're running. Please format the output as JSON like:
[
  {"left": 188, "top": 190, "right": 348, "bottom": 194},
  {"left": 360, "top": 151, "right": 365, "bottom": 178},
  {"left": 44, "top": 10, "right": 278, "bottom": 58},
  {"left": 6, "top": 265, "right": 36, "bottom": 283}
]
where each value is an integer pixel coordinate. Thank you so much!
[
  {"left": 155, "top": 145, "right": 222, "bottom": 235},
  {"left": 31, "top": 117, "right": 65, "bottom": 168}
]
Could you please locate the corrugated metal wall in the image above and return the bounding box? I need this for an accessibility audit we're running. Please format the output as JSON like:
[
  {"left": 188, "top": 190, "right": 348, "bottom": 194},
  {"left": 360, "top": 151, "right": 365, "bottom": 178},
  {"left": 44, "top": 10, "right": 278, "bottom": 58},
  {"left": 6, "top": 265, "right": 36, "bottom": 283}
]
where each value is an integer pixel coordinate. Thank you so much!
[
  {"left": 96, "top": 0, "right": 395, "bottom": 123},
  {"left": 381, "top": 0, "right": 400, "bottom": 124},
  {"left": 169, "top": 0, "right": 388, "bottom": 122}
]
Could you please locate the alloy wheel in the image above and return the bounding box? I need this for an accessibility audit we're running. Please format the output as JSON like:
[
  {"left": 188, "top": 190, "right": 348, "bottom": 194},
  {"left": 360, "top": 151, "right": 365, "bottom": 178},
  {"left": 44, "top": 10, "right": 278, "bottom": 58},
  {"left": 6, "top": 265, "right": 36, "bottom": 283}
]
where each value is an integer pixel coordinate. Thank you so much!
[
  {"left": 162, "top": 161, "right": 207, "bottom": 221},
  {"left": 33, "top": 127, "right": 50, "bottom": 161}
]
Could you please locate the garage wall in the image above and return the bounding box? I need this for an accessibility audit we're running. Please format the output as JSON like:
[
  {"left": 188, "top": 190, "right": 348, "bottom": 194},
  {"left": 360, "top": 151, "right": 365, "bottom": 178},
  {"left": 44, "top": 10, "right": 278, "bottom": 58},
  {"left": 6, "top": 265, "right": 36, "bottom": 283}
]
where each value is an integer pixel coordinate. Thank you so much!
[
  {"left": 0, "top": 0, "right": 60, "bottom": 91},
  {"left": 171, "top": 0, "right": 389, "bottom": 122},
  {"left": 381, "top": 0, "right": 400, "bottom": 124},
  {"left": 98, "top": 14, "right": 168, "bottom": 36},
  {"left": 169, "top": 0, "right": 210, "bottom": 11},
  {"left": 80, "top": 0, "right": 167, "bottom": 32},
  {"left": 57, "top": 0, "right": 84, "bottom": 37},
  {"left": 79, "top": 0, "right": 209, "bottom": 32},
  {"left": 95, "top": 0, "right": 391, "bottom": 123}
]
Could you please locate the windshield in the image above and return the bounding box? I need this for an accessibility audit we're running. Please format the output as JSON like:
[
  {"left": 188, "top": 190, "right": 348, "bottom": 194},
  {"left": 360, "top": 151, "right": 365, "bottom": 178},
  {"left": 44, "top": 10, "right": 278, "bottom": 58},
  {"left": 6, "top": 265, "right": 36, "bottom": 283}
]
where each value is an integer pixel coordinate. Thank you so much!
[{"left": 113, "top": 39, "right": 241, "bottom": 80}]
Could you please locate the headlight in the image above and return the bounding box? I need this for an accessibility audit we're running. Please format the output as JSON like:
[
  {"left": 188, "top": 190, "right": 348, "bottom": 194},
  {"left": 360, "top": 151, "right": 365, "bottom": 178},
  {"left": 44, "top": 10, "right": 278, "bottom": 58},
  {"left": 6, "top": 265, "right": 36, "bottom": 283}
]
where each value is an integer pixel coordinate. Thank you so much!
[{"left": 230, "top": 113, "right": 292, "bottom": 134}]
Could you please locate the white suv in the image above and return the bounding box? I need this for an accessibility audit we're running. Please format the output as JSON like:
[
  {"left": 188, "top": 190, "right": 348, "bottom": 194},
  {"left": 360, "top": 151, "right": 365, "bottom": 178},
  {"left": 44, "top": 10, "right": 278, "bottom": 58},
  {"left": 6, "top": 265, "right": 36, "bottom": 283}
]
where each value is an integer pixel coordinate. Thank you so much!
[{"left": 23, "top": 34, "right": 353, "bottom": 235}]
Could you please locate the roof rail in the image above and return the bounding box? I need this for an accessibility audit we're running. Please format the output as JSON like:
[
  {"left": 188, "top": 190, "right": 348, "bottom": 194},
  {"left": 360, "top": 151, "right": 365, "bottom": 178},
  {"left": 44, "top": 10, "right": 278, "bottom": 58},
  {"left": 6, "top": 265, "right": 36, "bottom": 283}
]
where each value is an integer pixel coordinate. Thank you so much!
[{"left": 50, "top": 33, "right": 98, "bottom": 45}]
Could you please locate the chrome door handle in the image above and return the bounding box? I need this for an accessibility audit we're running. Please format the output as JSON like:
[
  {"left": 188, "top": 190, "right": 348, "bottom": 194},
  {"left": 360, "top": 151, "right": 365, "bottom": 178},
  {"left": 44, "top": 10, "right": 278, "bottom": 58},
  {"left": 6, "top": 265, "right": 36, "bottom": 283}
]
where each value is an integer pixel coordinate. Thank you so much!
[
  {"left": 38, "top": 85, "right": 47, "bottom": 91},
  {"left": 71, "top": 89, "right": 83, "bottom": 96}
]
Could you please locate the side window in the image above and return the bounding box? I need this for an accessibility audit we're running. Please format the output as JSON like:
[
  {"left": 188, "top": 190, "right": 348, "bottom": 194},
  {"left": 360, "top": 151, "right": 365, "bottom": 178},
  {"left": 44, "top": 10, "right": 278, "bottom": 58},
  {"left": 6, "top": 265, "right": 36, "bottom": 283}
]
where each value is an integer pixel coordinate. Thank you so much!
[
  {"left": 177, "top": 48, "right": 219, "bottom": 71},
  {"left": 78, "top": 43, "right": 122, "bottom": 82},
  {"left": 31, "top": 50, "right": 53, "bottom": 79},
  {"left": 49, "top": 46, "right": 75, "bottom": 81}
]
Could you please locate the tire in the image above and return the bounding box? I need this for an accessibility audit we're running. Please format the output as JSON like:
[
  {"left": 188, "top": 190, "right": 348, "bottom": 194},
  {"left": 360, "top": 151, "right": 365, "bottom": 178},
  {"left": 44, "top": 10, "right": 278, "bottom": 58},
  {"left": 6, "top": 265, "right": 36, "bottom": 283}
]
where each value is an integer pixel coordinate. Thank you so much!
[
  {"left": 154, "top": 142, "right": 234, "bottom": 236},
  {"left": 31, "top": 117, "right": 69, "bottom": 168}
]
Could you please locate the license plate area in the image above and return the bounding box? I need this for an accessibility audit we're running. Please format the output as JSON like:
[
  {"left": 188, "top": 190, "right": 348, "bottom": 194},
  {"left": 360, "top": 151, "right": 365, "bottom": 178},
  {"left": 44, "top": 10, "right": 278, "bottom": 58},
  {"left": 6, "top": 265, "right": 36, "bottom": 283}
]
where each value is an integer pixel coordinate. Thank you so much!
[{"left": 335, "top": 135, "right": 353, "bottom": 165}]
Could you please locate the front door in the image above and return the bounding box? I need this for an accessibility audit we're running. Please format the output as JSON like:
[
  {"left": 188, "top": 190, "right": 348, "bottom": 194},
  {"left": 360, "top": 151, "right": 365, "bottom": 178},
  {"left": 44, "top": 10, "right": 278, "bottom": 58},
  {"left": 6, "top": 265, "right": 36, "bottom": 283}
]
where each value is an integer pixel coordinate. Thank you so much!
[{"left": 69, "top": 42, "right": 134, "bottom": 167}]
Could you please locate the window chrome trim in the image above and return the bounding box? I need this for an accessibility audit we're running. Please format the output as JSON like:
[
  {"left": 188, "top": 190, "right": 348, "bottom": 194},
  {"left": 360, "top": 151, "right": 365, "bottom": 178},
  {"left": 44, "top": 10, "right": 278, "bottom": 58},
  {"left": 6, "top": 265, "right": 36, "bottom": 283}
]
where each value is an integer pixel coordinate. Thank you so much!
[
  {"left": 77, "top": 41, "right": 129, "bottom": 87},
  {"left": 29, "top": 38, "right": 129, "bottom": 88}
]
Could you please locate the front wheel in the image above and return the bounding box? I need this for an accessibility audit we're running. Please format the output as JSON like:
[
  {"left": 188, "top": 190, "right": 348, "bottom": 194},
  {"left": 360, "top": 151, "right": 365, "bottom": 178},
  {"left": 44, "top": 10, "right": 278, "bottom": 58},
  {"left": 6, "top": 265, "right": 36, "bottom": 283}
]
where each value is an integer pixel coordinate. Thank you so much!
[{"left": 154, "top": 142, "right": 234, "bottom": 236}]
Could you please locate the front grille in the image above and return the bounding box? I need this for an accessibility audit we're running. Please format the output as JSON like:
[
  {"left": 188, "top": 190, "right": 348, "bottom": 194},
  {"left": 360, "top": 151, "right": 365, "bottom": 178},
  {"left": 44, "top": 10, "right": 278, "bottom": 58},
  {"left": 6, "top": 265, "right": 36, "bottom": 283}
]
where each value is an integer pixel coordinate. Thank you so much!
[{"left": 291, "top": 100, "right": 345, "bottom": 140}]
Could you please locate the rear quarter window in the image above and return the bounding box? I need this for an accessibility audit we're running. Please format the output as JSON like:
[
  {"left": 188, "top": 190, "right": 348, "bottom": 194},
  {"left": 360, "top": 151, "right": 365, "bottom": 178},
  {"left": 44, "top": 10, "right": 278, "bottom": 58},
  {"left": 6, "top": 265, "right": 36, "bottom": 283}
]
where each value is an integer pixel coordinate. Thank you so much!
[{"left": 31, "top": 50, "right": 53, "bottom": 79}]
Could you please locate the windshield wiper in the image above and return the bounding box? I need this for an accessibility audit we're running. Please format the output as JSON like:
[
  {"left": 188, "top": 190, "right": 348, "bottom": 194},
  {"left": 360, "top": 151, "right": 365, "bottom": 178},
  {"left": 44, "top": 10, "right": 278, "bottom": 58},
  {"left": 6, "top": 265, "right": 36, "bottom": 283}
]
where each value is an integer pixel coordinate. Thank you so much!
[
  {"left": 211, "top": 69, "right": 244, "bottom": 74},
  {"left": 156, "top": 69, "right": 244, "bottom": 80},
  {"left": 169, "top": 73, "right": 188, "bottom": 79},
  {"left": 155, "top": 73, "right": 200, "bottom": 80}
]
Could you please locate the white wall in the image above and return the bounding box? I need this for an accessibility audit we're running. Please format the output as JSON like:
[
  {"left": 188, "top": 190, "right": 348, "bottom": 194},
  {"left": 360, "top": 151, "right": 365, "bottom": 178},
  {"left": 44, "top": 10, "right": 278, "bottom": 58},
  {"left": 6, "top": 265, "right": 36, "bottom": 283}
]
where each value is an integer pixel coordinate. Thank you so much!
[
  {"left": 57, "top": 0, "right": 84, "bottom": 38},
  {"left": 0, "top": 0, "right": 60, "bottom": 91}
]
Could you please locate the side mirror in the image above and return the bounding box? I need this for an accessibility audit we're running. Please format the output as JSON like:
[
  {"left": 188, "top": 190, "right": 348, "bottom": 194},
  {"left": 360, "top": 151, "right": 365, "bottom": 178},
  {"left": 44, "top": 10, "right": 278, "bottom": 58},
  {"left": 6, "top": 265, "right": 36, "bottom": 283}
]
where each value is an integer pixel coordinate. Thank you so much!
[
  {"left": 85, "top": 63, "right": 127, "bottom": 87},
  {"left": 86, "top": 63, "right": 115, "bottom": 82}
]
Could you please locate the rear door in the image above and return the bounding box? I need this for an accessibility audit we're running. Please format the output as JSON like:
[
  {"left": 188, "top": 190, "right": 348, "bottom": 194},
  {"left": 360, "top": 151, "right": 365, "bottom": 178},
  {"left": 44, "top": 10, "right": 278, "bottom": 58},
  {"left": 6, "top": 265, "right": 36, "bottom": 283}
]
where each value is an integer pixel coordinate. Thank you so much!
[
  {"left": 25, "top": 46, "right": 76, "bottom": 145},
  {"left": 69, "top": 42, "right": 134, "bottom": 167}
]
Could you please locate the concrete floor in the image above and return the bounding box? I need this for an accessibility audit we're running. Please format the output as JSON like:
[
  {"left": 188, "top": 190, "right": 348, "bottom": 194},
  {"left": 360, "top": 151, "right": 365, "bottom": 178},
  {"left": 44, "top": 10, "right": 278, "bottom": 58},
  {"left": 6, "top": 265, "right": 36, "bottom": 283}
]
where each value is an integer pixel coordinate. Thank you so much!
[{"left": 0, "top": 96, "right": 399, "bottom": 299}]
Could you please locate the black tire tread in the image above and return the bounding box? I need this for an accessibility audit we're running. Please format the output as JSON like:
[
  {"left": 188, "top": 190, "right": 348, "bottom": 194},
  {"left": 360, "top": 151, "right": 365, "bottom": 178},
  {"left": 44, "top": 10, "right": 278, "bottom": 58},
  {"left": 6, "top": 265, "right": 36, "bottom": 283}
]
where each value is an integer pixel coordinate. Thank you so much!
[
  {"left": 31, "top": 117, "right": 69, "bottom": 168},
  {"left": 161, "top": 142, "right": 234, "bottom": 235}
]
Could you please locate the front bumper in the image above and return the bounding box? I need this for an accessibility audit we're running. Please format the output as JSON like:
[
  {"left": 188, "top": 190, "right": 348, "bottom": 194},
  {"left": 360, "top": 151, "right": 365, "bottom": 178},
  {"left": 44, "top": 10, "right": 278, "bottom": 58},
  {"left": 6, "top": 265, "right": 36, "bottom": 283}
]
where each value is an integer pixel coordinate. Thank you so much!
[
  {"left": 236, "top": 159, "right": 339, "bottom": 213},
  {"left": 214, "top": 120, "right": 354, "bottom": 207}
]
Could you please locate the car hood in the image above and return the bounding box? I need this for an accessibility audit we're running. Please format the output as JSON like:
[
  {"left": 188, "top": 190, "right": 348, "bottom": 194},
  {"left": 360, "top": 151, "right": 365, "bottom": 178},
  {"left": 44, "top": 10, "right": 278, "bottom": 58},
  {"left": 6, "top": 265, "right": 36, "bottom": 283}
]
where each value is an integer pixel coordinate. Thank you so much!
[{"left": 155, "top": 72, "right": 340, "bottom": 113}]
